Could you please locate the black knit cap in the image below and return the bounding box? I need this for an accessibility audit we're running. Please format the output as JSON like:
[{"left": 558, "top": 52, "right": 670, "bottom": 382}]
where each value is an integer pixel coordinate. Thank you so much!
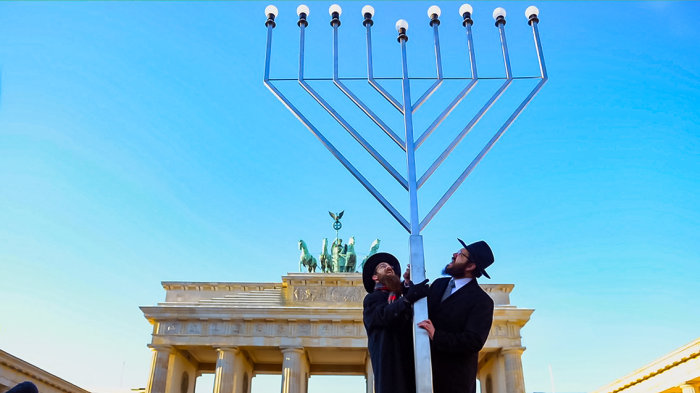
[
  {"left": 362, "top": 252, "right": 401, "bottom": 293},
  {"left": 457, "top": 239, "right": 494, "bottom": 279}
]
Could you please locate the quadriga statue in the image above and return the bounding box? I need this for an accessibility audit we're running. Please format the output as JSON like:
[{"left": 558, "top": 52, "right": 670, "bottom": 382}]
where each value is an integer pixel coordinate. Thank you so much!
[
  {"left": 361, "top": 239, "right": 381, "bottom": 270},
  {"left": 345, "top": 236, "right": 357, "bottom": 272},
  {"left": 298, "top": 240, "right": 317, "bottom": 272},
  {"left": 319, "top": 238, "right": 332, "bottom": 273},
  {"left": 297, "top": 237, "right": 380, "bottom": 273},
  {"left": 331, "top": 238, "right": 346, "bottom": 273}
]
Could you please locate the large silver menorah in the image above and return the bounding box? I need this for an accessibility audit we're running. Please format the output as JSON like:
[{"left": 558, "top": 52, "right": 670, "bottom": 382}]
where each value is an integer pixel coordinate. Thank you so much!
[{"left": 263, "top": 3, "right": 547, "bottom": 392}]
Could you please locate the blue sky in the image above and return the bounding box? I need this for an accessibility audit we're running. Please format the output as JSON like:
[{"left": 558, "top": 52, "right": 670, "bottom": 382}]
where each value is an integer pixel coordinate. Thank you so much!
[{"left": 1, "top": 1, "right": 698, "bottom": 393}]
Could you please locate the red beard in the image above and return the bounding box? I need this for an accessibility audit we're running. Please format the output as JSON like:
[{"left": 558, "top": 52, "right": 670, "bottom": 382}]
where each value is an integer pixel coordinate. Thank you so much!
[{"left": 379, "top": 273, "right": 402, "bottom": 292}]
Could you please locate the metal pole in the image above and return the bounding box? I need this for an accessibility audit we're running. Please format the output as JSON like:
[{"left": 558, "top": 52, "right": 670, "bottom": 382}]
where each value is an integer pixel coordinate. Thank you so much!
[
  {"left": 531, "top": 20, "right": 549, "bottom": 80},
  {"left": 399, "top": 32, "right": 433, "bottom": 393}
]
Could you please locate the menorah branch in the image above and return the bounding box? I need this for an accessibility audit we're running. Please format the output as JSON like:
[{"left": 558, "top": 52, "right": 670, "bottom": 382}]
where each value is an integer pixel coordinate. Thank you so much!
[
  {"left": 366, "top": 23, "right": 405, "bottom": 113},
  {"left": 417, "top": 21, "right": 514, "bottom": 189},
  {"left": 411, "top": 20, "right": 444, "bottom": 113},
  {"left": 333, "top": 21, "right": 407, "bottom": 151},
  {"left": 297, "top": 21, "right": 409, "bottom": 190},
  {"left": 263, "top": 22, "right": 410, "bottom": 232},
  {"left": 420, "top": 18, "right": 548, "bottom": 231},
  {"left": 415, "top": 21, "right": 479, "bottom": 149}
]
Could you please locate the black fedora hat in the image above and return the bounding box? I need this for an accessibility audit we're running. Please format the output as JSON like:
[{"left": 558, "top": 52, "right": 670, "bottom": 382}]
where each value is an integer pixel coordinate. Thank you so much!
[
  {"left": 457, "top": 239, "right": 494, "bottom": 279},
  {"left": 362, "top": 252, "right": 401, "bottom": 293}
]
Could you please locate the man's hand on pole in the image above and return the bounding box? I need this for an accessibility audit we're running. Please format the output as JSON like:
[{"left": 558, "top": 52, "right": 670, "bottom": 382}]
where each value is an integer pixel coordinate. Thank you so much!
[
  {"left": 417, "top": 319, "right": 435, "bottom": 340},
  {"left": 404, "top": 279, "right": 430, "bottom": 303}
]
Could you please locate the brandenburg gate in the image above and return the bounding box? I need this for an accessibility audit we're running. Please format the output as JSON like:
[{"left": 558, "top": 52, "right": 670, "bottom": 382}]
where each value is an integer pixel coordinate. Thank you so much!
[{"left": 141, "top": 273, "right": 533, "bottom": 393}]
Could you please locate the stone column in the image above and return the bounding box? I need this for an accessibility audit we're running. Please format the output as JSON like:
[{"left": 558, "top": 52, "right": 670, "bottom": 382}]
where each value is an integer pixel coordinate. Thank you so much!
[
  {"left": 214, "top": 347, "right": 251, "bottom": 393},
  {"left": 502, "top": 347, "right": 526, "bottom": 393},
  {"left": 167, "top": 350, "right": 198, "bottom": 393},
  {"left": 477, "top": 374, "right": 485, "bottom": 393},
  {"left": 243, "top": 371, "right": 253, "bottom": 393},
  {"left": 280, "top": 347, "right": 309, "bottom": 393},
  {"left": 147, "top": 345, "right": 173, "bottom": 393},
  {"left": 680, "top": 384, "right": 697, "bottom": 393},
  {"left": 365, "top": 355, "right": 375, "bottom": 393},
  {"left": 234, "top": 349, "right": 253, "bottom": 393},
  {"left": 476, "top": 351, "right": 501, "bottom": 393}
]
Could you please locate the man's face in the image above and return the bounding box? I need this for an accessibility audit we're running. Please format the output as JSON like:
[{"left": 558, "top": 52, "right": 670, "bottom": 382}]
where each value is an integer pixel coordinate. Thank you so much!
[
  {"left": 373, "top": 261, "right": 402, "bottom": 292},
  {"left": 372, "top": 262, "right": 395, "bottom": 282},
  {"left": 443, "top": 248, "right": 474, "bottom": 278}
]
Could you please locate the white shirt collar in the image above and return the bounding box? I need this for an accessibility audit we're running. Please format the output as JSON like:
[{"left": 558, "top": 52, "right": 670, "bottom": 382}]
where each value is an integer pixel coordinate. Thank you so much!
[{"left": 451, "top": 277, "right": 473, "bottom": 294}]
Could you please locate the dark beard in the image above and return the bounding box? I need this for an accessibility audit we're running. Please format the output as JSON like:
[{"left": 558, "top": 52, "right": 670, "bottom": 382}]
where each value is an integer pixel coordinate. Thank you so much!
[
  {"left": 379, "top": 274, "right": 402, "bottom": 292},
  {"left": 443, "top": 263, "right": 465, "bottom": 278}
]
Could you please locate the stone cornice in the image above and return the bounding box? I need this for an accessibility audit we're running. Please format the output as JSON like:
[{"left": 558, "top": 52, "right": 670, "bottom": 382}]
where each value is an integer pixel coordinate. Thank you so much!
[
  {"left": 493, "top": 308, "right": 534, "bottom": 326},
  {"left": 141, "top": 304, "right": 530, "bottom": 323},
  {"left": 282, "top": 273, "right": 363, "bottom": 283},
  {"left": 157, "top": 278, "right": 519, "bottom": 307},
  {"left": 162, "top": 282, "right": 284, "bottom": 291},
  {"left": 0, "top": 350, "right": 91, "bottom": 393},
  {"left": 145, "top": 276, "right": 533, "bottom": 352},
  {"left": 140, "top": 305, "right": 363, "bottom": 320},
  {"left": 591, "top": 337, "right": 700, "bottom": 393},
  {"left": 141, "top": 309, "right": 530, "bottom": 351}
]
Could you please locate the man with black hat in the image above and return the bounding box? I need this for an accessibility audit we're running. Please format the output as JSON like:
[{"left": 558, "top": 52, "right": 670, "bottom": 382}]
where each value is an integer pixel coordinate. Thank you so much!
[
  {"left": 362, "top": 252, "right": 429, "bottom": 393},
  {"left": 417, "top": 239, "right": 495, "bottom": 393}
]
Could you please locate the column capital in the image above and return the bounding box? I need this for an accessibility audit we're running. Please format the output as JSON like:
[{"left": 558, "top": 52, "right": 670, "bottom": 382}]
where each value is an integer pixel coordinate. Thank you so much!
[
  {"left": 280, "top": 346, "right": 305, "bottom": 354},
  {"left": 148, "top": 344, "right": 173, "bottom": 352},
  {"left": 501, "top": 346, "right": 526, "bottom": 355},
  {"left": 216, "top": 346, "right": 241, "bottom": 353},
  {"left": 680, "top": 384, "right": 697, "bottom": 393}
]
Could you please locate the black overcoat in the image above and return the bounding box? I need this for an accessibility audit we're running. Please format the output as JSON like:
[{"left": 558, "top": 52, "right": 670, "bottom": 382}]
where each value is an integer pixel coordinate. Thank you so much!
[
  {"left": 427, "top": 277, "right": 494, "bottom": 393},
  {"left": 363, "top": 290, "right": 416, "bottom": 393}
]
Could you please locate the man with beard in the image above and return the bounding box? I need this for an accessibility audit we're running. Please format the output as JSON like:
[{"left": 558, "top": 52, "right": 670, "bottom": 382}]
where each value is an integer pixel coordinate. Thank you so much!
[
  {"left": 362, "top": 252, "right": 429, "bottom": 393},
  {"left": 417, "top": 239, "right": 495, "bottom": 393}
]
